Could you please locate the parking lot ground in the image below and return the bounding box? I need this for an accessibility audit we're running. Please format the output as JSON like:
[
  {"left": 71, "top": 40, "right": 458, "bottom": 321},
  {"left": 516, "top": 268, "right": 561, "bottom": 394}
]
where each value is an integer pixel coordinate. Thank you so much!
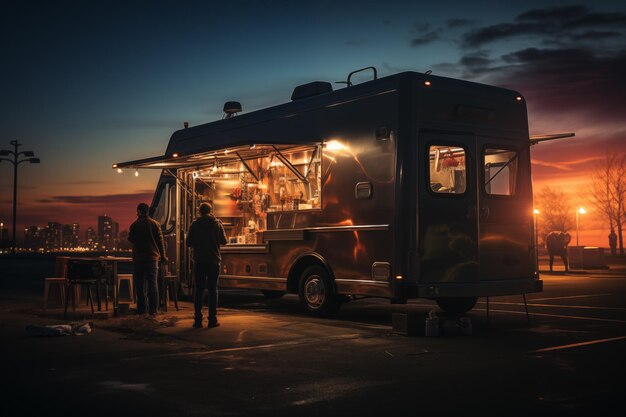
[{"left": 1, "top": 269, "right": 625, "bottom": 416}]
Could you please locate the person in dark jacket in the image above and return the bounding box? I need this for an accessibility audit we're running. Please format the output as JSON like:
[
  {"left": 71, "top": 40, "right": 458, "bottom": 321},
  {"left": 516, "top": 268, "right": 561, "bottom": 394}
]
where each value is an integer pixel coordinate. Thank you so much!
[
  {"left": 187, "top": 202, "right": 227, "bottom": 328},
  {"left": 545, "top": 231, "right": 571, "bottom": 272},
  {"left": 128, "top": 203, "right": 167, "bottom": 317},
  {"left": 187, "top": 203, "right": 226, "bottom": 327}
]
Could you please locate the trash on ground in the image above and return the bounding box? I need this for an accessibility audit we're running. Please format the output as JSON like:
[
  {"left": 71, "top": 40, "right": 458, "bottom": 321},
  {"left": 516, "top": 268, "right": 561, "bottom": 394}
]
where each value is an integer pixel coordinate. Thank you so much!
[{"left": 26, "top": 322, "right": 93, "bottom": 337}]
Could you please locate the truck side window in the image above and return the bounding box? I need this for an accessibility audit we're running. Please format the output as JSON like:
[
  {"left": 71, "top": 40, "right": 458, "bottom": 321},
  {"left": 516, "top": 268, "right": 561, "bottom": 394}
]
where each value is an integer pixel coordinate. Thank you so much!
[
  {"left": 484, "top": 148, "right": 517, "bottom": 196},
  {"left": 429, "top": 145, "right": 466, "bottom": 194}
]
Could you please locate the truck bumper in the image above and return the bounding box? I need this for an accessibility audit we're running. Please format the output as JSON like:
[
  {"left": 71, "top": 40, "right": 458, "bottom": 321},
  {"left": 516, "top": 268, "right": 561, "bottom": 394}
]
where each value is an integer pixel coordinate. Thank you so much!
[{"left": 412, "top": 278, "right": 543, "bottom": 298}]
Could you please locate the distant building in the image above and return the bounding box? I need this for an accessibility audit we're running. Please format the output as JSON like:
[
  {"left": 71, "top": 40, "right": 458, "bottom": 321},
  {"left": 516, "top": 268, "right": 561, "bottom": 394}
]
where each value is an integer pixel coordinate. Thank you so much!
[
  {"left": 85, "top": 227, "right": 97, "bottom": 250},
  {"left": 45, "top": 222, "right": 62, "bottom": 251},
  {"left": 113, "top": 221, "right": 120, "bottom": 249},
  {"left": 24, "top": 226, "right": 43, "bottom": 250},
  {"left": 98, "top": 215, "right": 113, "bottom": 250},
  {"left": 62, "top": 223, "right": 80, "bottom": 249},
  {"left": 118, "top": 230, "right": 132, "bottom": 250}
]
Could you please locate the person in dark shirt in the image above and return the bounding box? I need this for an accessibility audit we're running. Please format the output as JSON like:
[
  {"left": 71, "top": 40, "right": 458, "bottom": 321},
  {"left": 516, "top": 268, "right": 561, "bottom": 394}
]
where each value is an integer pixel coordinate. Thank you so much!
[
  {"left": 187, "top": 203, "right": 227, "bottom": 328},
  {"left": 545, "top": 231, "right": 571, "bottom": 272},
  {"left": 128, "top": 203, "right": 167, "bottom": 317}
]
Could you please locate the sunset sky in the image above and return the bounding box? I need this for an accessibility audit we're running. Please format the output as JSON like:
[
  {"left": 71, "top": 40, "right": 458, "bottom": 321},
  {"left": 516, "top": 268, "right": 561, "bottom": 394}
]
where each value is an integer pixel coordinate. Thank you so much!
[{"left": 1, "top": 1, "right": 625, "bottom": 247}]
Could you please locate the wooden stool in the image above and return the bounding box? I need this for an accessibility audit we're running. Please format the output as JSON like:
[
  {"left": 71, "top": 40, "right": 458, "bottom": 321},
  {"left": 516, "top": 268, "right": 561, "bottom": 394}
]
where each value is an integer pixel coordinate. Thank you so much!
[
  {"left": 43, "top": 278, "right": 67, "bottom": 311},
  {"left": 161, "top": 275, "right": 179, "bottom": 312},
  {"left": 116, "top": 274, "right": 134, "bottom": 304}
]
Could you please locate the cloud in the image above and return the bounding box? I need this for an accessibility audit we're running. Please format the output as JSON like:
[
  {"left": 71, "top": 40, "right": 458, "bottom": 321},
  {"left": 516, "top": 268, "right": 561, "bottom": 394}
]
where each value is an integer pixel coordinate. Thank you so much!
[
  {"left": 35, "top": 192, "right": 153, "bottom": 205},
  {"left": 459, "top": 51, "right": 493, "bottom": 69},
  {"left": 411, "top": 31, "right": 439, "bottom": 47},
  {"left": 568, "top": 31, "right": 622, "bottom": 41},
  {"left": 19, "top": 191, "right": 155, "bottom": 231},
  {"left": 494, "top": 47, "right": 626, "bottom": 125},
  {"left": 445, "top": 7, "right": 626, "bottom": 129},
  {"left": 463, "top": 22, "right": 548, "bottom": 47},
  {"left": 66, "top": 180, "right": 109, "bottom": 185},
  {"left": 445, "top": 18, "right": 474, "bottom": 29},
  {"left": 531, "top": 156, "right": 604, "bottom": 171},
  {"left": 516, "top": 5, "right": 587, "bottom": 22},
  {"left": 462, "top": 5, "right": 626, "bottom": 47}
]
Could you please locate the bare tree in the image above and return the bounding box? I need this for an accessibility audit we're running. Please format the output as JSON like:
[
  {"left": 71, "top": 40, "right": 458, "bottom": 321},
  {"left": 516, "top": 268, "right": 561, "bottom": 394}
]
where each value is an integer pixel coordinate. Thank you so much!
[
  {"left": 615, "top": 154, "right": 626, "bottom": 255},
  {"left": 585, "top": 153, "right": 625, "bottom": 255},
  {"left": 534, "top": 186, "right": 574, "bottom": 244}
]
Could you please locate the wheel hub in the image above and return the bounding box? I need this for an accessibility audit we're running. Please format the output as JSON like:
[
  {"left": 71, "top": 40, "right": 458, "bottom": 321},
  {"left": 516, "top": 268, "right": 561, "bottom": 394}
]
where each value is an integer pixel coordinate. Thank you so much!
[{"left": 304, "top": 275, "right": 325, "bottom": 308}]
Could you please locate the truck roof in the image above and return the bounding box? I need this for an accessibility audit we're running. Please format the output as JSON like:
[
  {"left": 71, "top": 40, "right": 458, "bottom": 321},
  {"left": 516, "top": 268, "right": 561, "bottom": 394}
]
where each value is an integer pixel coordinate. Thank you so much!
[{"left": 113, "top": 71, "right": 524, "bottom": 169}]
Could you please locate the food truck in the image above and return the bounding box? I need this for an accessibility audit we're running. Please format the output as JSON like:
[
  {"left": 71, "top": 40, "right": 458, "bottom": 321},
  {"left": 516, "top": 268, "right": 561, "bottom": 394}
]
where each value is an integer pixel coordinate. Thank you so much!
[{"left": 113, "top": 69, "right": 553, "bottom": 316}]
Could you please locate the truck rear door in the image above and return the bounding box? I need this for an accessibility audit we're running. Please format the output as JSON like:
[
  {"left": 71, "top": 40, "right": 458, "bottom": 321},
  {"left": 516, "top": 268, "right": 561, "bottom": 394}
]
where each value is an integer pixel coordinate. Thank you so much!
[
  {"left": 418, "top": 132, "right": 479, "bottom": 284},
  {"left": 477, "top": 138, "right": 533, "bottom": 281}
]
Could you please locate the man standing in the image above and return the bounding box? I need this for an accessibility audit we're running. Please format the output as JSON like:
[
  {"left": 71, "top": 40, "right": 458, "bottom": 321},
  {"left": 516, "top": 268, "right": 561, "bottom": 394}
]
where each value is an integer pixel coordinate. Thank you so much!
[
  {"left": 609, "top": 230, "right": 617, "bottom": 256},
  {"left": 545, "top": 230, "right": 571, "bottom": 272},
  {"left": 128, "top": 203, "right": 167, "bottom": 317},
  {"left": 187, "top": 203, "right": 227, "bottom": 328}
]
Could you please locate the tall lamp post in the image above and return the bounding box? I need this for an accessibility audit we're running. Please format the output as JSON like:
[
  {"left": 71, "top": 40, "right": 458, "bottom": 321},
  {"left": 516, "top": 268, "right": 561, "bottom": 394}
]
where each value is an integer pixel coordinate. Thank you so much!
[
  {"left": 533, "top": 209, "right": 540, "bottom": 270},
  {"left": 0, "top": 140, "right": 40, "bottom": 254},
  {"left": 575, "top": 206, "right": 586, "bottom": 246}
]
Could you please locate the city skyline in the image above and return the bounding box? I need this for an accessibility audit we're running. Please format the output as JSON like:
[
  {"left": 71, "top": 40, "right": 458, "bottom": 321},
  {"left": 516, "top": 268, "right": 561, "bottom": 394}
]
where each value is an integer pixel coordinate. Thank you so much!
[{"left": 9, "top": 214, "right": 128, "bottom": 252}]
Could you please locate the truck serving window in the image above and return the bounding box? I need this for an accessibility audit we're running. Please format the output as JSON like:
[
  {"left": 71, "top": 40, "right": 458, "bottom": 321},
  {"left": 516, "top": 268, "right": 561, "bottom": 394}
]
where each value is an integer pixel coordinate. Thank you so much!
[
  {"left": 484, "top": 148, "right": 517, "bottom": 196},
  {"left": 189, "top": 145, "right": 321, "bottom": 245},
  {"left": 429, "top": 145, "right": 467, "bottom": 194}
]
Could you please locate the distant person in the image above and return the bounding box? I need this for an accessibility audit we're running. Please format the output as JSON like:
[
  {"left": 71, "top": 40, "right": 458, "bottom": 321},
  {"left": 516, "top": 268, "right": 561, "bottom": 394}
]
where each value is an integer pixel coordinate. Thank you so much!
[
  {"left": 128, "top": 203, "right": 167, "bottom": 317},
  {"left": 608, "top": 230, "right": 617, "bottom": 256},
  {"left": 545, "top": 231, "right": 571, "bottom": 272},
  {"left": 187, "top": 203, "right": 227, "bottom": 328}
]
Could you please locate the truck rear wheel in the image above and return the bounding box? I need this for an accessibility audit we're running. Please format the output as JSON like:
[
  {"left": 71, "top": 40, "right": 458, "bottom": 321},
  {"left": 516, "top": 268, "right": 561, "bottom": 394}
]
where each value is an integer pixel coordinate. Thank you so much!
[
  {"left": 436, "top": 297, "right": 478, "bottom": 314},
  {"left": 298, "top": 265, "right": 342, "bottom": 317}
]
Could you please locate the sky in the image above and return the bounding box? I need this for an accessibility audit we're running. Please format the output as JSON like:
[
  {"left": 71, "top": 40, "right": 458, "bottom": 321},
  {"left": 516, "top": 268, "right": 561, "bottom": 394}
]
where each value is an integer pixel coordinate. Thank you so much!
[{"left": 1, "top": 0, "right": 625, "bottom": 247}]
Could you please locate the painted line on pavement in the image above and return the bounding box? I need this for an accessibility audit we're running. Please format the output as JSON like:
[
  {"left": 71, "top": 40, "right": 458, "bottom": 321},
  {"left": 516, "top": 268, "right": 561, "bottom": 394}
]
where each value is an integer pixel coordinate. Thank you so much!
[
  {"left": 125, "top": 333, "right": 362, "bottom": 361},
  {"left": 476, "top": 300, "right": 626, "bottom": 311},
  {"left": 529, "top": 294, "right": 611, "bottom": 302},
  {"left": 532, "top": 335, "right": 626, "bottom": 353},
  {"left": 474, "top": 308, "right": 626, "bottom": 323}
]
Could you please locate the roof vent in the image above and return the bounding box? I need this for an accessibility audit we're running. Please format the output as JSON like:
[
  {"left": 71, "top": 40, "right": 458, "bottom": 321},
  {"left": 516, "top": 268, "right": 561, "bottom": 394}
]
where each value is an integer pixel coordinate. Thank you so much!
[
  {"left": 291, "top": 81, "right": 333, "bottom": 101},
  {"left": 223, "top": 101, "right": 242, "bottom": 119}
]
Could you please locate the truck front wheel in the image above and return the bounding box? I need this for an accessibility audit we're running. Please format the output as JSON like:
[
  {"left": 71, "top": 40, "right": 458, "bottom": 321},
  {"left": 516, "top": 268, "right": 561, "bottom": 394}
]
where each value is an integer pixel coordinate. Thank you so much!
[
  {"left": 436, "top": 297, "right": 478, "bottom": 314},
  {"left": 298, "top": 265, "right": 342, "bottom": 317}
]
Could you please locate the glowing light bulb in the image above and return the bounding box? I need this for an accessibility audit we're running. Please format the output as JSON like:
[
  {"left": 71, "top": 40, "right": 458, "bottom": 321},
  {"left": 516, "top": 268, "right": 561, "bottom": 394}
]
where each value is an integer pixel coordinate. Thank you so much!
[
  {"left": 325, "top": 140, "right": 345, "bottom": 151},
  {"left": 533, "top": 209, "right": 539, "bottom": 215},
  {"left": 135, "top": 169, "right": 139, "bottom": 177},
  {"left": 578, "top": 207, "right": 586, "bottom": 214},
  {"left": 117, "top": 168, "right": 123, "bottom": 174}
]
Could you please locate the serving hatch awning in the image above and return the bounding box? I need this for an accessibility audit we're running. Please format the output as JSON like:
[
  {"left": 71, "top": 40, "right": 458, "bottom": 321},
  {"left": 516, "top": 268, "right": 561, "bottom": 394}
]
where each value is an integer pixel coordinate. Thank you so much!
[
  {"left": 529, "top": 132, "right": 575, "bottom": 145},
  {"left": 112, "top": 142, "right": 320, "bottom": 170}
]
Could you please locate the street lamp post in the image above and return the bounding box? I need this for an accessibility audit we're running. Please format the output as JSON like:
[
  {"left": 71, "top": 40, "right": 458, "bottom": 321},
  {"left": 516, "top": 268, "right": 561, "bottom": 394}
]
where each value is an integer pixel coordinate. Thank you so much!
[
  {"left": 0, "top": 140, "right": 40, "bottom": 254},
  {"left": 575, "top": 206, "right": 586, "bottom": 246},
  {"left": 533, "top": 209, "right": 540, "bottom": 270}
]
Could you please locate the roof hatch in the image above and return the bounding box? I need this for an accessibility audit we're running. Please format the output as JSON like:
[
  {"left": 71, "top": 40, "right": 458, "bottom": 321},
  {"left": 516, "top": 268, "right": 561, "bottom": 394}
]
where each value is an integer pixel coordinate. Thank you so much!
[{"left": 291, "top": 81, "right": 333, "bottom": 101}]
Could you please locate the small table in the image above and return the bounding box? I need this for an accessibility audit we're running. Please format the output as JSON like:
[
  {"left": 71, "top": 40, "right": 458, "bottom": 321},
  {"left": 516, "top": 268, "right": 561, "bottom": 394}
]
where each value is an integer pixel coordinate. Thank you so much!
[{"left": 56, "top": 256, "right": 133, "bottom": 316}]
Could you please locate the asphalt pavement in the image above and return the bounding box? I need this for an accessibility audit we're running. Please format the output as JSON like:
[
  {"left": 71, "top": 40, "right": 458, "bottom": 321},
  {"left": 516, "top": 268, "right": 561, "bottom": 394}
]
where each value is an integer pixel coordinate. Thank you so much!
[{"left": 1, "top": 264, "right": 625, "bottom": 417}]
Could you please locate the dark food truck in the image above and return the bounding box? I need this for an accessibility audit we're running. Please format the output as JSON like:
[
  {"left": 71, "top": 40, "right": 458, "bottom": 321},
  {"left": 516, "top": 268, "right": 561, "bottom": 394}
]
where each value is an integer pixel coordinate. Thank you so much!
[{"left": 113, "top": 69, "right": 553, "bottom": 317}]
